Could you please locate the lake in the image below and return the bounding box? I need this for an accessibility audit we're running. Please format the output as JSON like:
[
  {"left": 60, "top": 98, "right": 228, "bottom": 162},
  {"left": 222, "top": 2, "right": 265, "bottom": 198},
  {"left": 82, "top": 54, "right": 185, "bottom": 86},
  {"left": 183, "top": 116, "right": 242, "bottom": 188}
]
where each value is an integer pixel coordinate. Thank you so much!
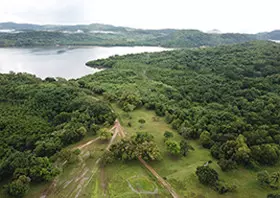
[{"left": 0, "top": 46, "right": 169, "bottom": 79}]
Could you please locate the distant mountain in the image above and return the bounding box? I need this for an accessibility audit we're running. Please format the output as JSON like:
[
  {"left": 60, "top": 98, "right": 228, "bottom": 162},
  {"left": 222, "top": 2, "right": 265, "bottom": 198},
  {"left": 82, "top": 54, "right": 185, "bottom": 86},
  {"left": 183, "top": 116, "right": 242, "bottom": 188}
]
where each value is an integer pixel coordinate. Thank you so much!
[
  {"left": 257, "top": 30, "right": 280, "bottom": 40},
  {"left": 0, "top": 22, "right": 43, "bottom": 30},
  {"left": 0, "top": 22, "right": 279, "bottom": 47},
  {"left": 206, "top": 29, "right": 222, "bottom": 34},
  {"left": 0, "top": 22, "right": 128, "bottom": 33}
]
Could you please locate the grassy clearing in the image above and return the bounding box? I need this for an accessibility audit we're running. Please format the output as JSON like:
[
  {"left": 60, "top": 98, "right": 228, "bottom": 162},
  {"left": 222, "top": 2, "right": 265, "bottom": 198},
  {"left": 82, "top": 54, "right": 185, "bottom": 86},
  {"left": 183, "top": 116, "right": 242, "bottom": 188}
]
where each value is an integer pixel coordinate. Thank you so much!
[
  {"left": 103, "top": 160, "right": 170, "bottom": 198},
  {"left": 23, "top": 137, "right": 108, "bottom": 198},
  {"left": 127, "top": 176, "right": 157, "bottom": 193},
  {"left": 111, "top": 104, "right": 280, "bottom": 198}
]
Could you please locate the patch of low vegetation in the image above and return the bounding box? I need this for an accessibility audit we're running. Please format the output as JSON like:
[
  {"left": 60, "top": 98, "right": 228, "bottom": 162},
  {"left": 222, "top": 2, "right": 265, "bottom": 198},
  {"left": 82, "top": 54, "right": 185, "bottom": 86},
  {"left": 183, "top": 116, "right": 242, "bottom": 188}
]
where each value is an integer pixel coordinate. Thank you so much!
[
  {"left": 127, "top": 176, "right": 157, "bottom": 194},
  {"left": 257, "top": 170, "right": 280, "bottom": 189}
]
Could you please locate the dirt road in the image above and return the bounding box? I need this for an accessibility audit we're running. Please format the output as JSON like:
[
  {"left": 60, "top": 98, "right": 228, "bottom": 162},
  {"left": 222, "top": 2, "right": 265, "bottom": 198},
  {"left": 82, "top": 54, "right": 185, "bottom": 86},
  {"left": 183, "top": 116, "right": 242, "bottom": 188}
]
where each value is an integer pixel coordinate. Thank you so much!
[
  {"left": 138, "top": 157, "right": 180, "bottom": 198},
  {"left": 106, "top": 120, "right": 125, "bottom": 150},
  {"left": 75, "top": 137, "right": 100, "bottom": 150},
  {"left": 114, "top": 120, "right": 180, "bottom": 198}
]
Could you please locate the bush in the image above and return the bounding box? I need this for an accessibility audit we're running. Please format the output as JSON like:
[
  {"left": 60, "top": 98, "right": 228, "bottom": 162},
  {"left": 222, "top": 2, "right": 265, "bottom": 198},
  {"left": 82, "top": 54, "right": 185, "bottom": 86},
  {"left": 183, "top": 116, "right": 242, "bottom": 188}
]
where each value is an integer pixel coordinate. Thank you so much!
[
  {"left": 133, "top": 132, "right": 154, "bottom": 144},
  {"left": 199, "top": 131, "right": 213, "bottom": 148},
  {"left": 138, "top": 119, "right": 146, "bottom": 124},
  {"left": 164, "top": 131, "right": 174, "bottom": 139},
  {"left": 165, "top": 140, "right": 181, "bottom": 155},
  {"left": 257, "top": 171, "right": 270, "bottom": 185},
  {"left": 268, "top": 193, "right": 280, "bottom": 198},
  {"left": 100, "top": 151, "right": 115, "bottom": 166},
  {"left": 214, "top": 180, "right": 236, "bottom": 194},
  {"left": 99, "top": 128, "right": 112, "bottom": 141},
  {"left": 218, "top": 158, "right": 237, "bottom": 171},
  {"left": 5, "top": 175, "right": 31, "bottom": 198},
  {"left": 195, "top": 166, "right": 219, "bottom": 185}
]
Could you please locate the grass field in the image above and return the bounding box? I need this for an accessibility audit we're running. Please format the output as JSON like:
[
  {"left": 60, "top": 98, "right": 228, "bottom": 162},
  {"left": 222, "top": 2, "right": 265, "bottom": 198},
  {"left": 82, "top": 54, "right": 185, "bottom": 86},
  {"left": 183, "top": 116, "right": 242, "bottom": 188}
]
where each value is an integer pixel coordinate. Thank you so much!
[{"left": 110, "top": 104, "right": 280, "bottom": 198}]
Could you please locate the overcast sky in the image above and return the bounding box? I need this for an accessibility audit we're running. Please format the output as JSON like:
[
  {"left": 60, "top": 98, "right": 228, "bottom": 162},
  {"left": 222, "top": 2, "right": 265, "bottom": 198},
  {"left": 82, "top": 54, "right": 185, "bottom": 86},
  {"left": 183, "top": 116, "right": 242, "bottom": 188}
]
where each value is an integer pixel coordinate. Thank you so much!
[{"left": 0, "top": 0, "right": 279, "bottom": 33}]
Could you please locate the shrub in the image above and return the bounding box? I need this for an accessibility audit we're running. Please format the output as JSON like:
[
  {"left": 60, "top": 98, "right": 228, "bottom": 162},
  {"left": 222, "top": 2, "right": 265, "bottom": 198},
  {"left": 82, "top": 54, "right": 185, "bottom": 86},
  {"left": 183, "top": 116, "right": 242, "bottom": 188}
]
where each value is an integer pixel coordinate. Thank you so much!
[
  {"left": 195, "top": 166, "right": 219, "bottom": 185},
  {"left": 5, "top": 175, "right": 31, "bottom": 198},
  {"left": 214, "top": 180, "right": 236, "bottom": 194},
  {"left": 164, "top": 131, "right": 174, "bottom": 139}
]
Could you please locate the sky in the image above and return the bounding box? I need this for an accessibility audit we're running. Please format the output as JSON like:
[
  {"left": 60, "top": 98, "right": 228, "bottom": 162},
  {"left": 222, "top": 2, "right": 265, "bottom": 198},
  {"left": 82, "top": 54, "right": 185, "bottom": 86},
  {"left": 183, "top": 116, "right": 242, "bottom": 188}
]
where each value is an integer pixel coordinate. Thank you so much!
[{"left": 0, "top": 0, "right": 279, "bottom": 33}]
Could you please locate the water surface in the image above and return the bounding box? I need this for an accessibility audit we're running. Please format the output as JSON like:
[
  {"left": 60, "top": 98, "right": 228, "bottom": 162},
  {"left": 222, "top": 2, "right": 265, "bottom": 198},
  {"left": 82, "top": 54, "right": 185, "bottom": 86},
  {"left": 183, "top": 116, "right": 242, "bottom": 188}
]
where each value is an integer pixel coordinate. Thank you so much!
[{"left": 0, "top": 46, "right": 169, "bottom": 79}]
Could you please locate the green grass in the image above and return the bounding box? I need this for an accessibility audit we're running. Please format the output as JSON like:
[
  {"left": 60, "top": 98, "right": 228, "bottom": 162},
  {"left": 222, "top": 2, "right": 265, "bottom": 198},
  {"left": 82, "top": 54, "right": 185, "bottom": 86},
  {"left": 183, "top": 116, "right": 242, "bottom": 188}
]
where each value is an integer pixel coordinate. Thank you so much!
[
  {"left": 103, "top": 161, "right": 170, "bottom": 198},
  {"left": 127, "top": 176, "right": 157, "bottom": 193}
]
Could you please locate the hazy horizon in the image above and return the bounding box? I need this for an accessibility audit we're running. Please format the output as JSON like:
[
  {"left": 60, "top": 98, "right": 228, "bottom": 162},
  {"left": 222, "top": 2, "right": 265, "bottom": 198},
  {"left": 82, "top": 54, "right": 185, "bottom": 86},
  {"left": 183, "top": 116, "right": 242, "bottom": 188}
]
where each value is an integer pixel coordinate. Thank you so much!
[{"left": 0, "top": 0, "right": 279, "bottom": 34}]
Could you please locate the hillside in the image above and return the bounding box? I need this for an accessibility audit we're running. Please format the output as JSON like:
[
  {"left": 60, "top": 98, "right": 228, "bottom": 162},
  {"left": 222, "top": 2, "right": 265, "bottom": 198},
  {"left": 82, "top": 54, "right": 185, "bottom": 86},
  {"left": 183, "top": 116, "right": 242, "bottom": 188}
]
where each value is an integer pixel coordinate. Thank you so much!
[
  {"left": 0, "top": 22, "right": 279, "bottom": 47},
  {"left": 0, "top": 74, "right": 116, "bottom": 197},
  {"left": 1, "top": 41, "right": 280, "bottom": 197},
  {"left": 83, "top": 40, "right": 280, "bottom": 196}
]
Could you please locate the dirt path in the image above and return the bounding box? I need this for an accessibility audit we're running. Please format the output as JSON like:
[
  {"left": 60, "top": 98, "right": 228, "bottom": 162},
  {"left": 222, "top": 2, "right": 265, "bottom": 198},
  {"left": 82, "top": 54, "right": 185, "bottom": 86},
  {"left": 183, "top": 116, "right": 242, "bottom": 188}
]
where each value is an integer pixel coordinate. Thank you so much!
[
  {"left": 106, "top": 120, "right": 124, "bottom": 150},
  {"left": 138, "top": 157, "right": 180, "bottom": 198},
  {"left": 75, "top": 137, "right": 100, "bottom": 150}
]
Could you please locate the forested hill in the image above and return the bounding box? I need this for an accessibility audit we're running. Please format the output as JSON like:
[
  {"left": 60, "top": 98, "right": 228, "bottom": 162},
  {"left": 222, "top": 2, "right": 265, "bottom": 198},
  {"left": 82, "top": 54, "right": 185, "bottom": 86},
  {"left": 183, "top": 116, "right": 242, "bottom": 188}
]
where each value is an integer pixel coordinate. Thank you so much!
[
  {"left": 0, "top": 74, "right": 116, "bottom": 197},
  {"left": 1, "top": 40, "right": 280, "bottom": 197},
  {"left": 84, "top": 40, "right": 280, "bottom": 170},
  {"left": 0, "top": 22, "right": 279, "bottom": 47}
]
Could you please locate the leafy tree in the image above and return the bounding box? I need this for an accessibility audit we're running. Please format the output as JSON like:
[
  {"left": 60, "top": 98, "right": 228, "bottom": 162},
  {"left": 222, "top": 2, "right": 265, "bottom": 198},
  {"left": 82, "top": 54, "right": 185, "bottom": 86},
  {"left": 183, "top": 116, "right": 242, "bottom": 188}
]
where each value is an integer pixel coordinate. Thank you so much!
[
  {"left": 165, "top": 140, "right": 181, "bottom": 155},
  {"left": 110, "top": 133, "right": 161, "bottom": 161},
  {"left": 196, "top": 165, "right": 219, "bottom": 185},
  {"left": 99, "top": 128, "right": 112, "bottom": 141},
  {"left": 251, "top": 144, "right": 280, "bottom": 165},
  {"left": 34, "top": 137, "right": 62, "bottom": 157},
  {"left": 236, "top": 134, "right": 251, "bottom": 164},
  {"left": 89, "top": 124, "right": 100, "bottom": 135},
  {"left": 56, "top": 149, "right": 79, "bottom": 164},
  {"left": 199, "top": 131, "right": 213, "bottom": 148},
  {"left": 180, "top": 139, "right": 191, "bottom": 156},
  {"left": 5, "top": 175, "right": 31, "bottom": 198},
  {"left": 61, "top": 126, "right": 86, "bottom": 145},
  {"left": 110, "top": 139, "right": 136, "bottom": 161},
  {"left": 100, "top": 151, "right": 115, "bottom": 166},
  {"left": 135, "top": 141, "right": 162, "bottom": 161},
  {"left": 133, "top": 132, "right": 154, "bottom": 144},
  {"left": 218, "top": 158, "right": 237, "bottom": 171}
]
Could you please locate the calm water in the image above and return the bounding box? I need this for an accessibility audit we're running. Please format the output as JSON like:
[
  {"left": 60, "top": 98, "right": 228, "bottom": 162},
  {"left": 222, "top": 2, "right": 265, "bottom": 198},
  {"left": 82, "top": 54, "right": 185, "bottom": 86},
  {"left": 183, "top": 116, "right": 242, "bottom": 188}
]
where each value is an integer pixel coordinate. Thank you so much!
[{"left": 0, "top": 46, "right": 169, "bottom": 79}]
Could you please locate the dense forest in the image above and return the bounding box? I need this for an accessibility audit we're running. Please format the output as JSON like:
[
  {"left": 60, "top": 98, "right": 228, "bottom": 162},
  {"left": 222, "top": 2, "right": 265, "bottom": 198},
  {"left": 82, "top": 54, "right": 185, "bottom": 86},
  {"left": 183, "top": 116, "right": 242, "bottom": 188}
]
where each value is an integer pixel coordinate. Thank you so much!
[
  {"left": 84, "top": 40, "right": 280, "bottom": 170},
  {"left": 0, "top": 74, "right": 115, "bottom": 197},
  {"left": 1, "top": 40, "right": 280, "bottom": 197},
  {"left": 0, "top": 22, "right": 280, "bottom": 48}
]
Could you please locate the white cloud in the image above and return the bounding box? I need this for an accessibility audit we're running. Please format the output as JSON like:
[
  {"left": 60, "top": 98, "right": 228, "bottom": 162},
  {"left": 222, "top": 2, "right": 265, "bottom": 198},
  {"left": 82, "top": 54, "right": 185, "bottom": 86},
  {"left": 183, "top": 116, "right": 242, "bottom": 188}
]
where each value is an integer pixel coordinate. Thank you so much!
[{"left": 0, "top": 0, "right": 279, "bottom": 33}]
